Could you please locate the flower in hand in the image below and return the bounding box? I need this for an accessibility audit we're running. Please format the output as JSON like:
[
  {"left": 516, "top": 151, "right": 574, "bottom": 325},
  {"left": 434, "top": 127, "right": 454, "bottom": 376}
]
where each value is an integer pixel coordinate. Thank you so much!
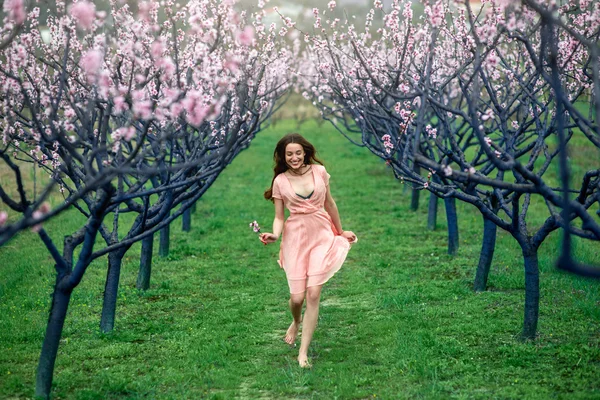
[
  {"left": 249, "top": 220, "right": 261, "bottom": 233},
  {"left": 250, "top": 220, "right": 274, "bottom": 246}
]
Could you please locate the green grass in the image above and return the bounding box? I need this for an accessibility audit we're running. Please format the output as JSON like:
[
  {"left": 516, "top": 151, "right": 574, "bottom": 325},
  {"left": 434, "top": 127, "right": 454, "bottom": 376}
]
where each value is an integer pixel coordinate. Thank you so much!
[{"left": 0, "top": 120, "right": 599, "bottom": 399}]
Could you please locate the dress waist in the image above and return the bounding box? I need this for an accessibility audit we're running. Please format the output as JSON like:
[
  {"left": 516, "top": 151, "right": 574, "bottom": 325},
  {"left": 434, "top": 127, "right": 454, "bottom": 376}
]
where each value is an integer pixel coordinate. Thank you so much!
[{"left": 289, "top": 208, "right": 324, "bottom": 216}]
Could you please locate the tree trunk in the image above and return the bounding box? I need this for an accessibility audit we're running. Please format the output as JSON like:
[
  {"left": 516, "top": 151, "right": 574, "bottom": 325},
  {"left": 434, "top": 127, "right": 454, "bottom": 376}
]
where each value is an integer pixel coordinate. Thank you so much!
[
  {"left": 137, "top": 233, "right": 153, "bottom": 290},
  {"left": 159, "top": 223, "right": 170, "bottom": 257},
  {"left": 410, "top": 166, "right": 421, "bottom": 211},
  {"left": 410, "top": 189, "right": 420, "bottom": 211},
  {"left": 473, "top": 216, "right": 497, "bottom": 291},
  {"left": 35, "top": 283, "right": 72, "bottom": 399},
  {"left": 100, "top": 251, "right": 124, "bottom": 333},
  {"left": 182, "top": 207, "right": 191, "bottom": 232},
  {"left": 444, "top": 197, "right": 459, "bottom": 255},
  {"left": 427, "top": 192, "right": 438, "bottom": 230},
  {"left": 521, "top": 245, "right": 540, "bottom": 340}
]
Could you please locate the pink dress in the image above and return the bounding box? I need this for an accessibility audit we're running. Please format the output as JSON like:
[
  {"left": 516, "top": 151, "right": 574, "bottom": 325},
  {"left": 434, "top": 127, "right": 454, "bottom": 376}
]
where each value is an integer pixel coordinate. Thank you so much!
[{"left": 272, "top": 164, "right": 351, "bottom": 294}]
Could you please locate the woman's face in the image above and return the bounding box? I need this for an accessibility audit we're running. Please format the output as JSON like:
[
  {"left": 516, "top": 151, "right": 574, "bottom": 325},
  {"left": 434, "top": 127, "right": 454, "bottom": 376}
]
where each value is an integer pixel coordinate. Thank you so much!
[{"left": 285, "top": 143, "right": 305, "bottom": 170}]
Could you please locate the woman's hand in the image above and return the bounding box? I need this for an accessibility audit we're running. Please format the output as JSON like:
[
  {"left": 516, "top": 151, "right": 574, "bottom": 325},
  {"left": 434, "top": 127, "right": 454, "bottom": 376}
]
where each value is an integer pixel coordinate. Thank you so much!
[
  {"left": 341, "top": 230, "right": 358, "bottom": 244},
  {"left": 259, "top": 232, "right": 278, "bottom": 245}
]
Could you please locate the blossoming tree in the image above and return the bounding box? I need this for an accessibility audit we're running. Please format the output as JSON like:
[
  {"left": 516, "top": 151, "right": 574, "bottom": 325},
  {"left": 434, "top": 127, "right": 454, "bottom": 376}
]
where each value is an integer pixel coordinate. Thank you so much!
[
  {"left": 0, "top": 0, "right": 291, "bottom": 397},
  {"left": 522, "top": 0, "right": 600, "bottom": 279},
  {"left": 293, "top": 0, "right": 599, "bottom": 339}
]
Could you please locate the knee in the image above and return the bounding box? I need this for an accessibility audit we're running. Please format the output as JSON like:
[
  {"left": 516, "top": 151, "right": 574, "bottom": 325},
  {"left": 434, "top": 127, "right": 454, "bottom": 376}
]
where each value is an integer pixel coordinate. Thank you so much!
[
  {"left": 305, "top": 287, "right": 321, "bottom": 305},
  {"left": 290, "top": 294, "right": 304, "bottom": 308}
]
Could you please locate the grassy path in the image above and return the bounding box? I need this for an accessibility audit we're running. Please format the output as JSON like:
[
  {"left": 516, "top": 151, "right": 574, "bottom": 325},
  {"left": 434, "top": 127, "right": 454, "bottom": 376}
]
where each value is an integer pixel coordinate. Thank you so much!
[{"left": 0, "top": 120, "right": 599, "bottom": 399}]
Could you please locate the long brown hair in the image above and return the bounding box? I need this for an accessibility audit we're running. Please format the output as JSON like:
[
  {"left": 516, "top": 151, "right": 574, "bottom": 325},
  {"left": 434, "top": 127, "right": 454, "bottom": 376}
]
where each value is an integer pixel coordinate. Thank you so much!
[{"left": 264, "top": 133, "right": 324, "bottom": 201}]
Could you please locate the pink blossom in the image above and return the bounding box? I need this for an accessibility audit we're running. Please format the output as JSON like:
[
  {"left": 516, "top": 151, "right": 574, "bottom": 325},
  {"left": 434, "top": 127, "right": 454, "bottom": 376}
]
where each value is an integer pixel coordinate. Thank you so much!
[
  {"left": 426, "top": 125, "right": 437, "bottom": 138},
  {"left": 69, "top": 1, "right": 96, "bottom": 30},
  {"left": 138, "top": 1, "right": 152, "bottom": 21},
  {"left": 170, "top": 102, "right": 184, "bottom": 118},
  {"left": 381, "top": 134, "right": 394, "bottom": 154},
  {"left": 113, "top": 96, "right": 128, "bottom": 114},
  {"left": 30, "top": 203, "right": 50, "bottom": 232},
  {"left": 151, "top": 40, "right": 165, "bottom": 59},
  {"left": 97, "top": 70, "right": 111, "bottom": 98},
  {"left": 236, "top": 26, "right": 254, "bottom": 46},
  {"left": 481, "top": 109, "right": 494, "bottom": 121},
  {"left": 0, "top": 211, "right": 8, "bottom": 226},
  {"left": 80, "top": 49, "right": 103, "bottom": 83},
  {"left": 187, "top": 106, "right": 209, "bottom": 126},
  {"left": 182, "top": 92, "right": 210, "bottom": 126},
  {"left": 122, "top": 127, "right": 136, "bottom": 141},
  {"left": 486, "top": 50, "right": 500, "bottom": 69},
  {"left": 13, "top": 44, "right": 26, "bottom": 63},
  {"left": 111, "top": 129, "right": 122, "bottom": 141},
  {"left": 224, "top": 57, "right": 240, "bottom": 73},
  {"left": 403, "top": 2, "right": 413, "bottom": 19},
  {"left": 443, "top": 166, "right": 453, "bottom": 177},
  {"left": 133, "top": 100, "right": 153, "bottom": 120},
  {"left": 158, "top": 57, "right": 176, "bottom": 80},
  {"left": 162, "top": 88, "right": 181, "bottom": 104},
  {"left": 3, "top": 0, "right": 26, "bottom": 24},
  {"left": 64, "top": 106, "right": 76, "bottom": 118},
  {"left": 283, "top": 17, "right": 295, "bottom": 28},
  {"left": 39, "top": 202, "right": 51, "bottom": 214},
  {"left": 31, "top": 211, "right": 43, "bottom": 232},
  {"left": 132, "top": 90, "right": 145, "bottom": 102},
  {"left": 135, "top": 74, "right": 147, "bottom": 84},
  {"left": 249, "top": 220, "right": 261, "bottom": 233},
  {"left": 111, "top": 127, "right": 136, "bottom": 142},
  {"left": 425, "top": 1, "right": 444, "bottom": 28}
]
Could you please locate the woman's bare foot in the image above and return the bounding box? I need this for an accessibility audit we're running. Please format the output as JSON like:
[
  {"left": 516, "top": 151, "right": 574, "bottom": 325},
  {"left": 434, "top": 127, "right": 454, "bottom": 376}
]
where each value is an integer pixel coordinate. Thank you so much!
[
  {"left": 298, "top": 354, "right": 311, "bottom": 368},
  {"left": 284, "top": 321, "right": 299, "bottom": 345}
]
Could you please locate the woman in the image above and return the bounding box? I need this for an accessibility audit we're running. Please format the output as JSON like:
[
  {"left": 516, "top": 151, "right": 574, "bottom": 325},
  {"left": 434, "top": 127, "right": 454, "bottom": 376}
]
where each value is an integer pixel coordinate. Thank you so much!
[{"left": 260, "top": 133, "right": 357, "bottom": 368}]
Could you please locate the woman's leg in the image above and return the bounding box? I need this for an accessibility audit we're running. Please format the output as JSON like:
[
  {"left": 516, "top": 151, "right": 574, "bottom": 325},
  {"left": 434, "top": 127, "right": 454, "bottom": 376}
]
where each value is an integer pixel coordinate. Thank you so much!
[
  {"left": 298, "top": 284, "right": 322, "bottom": 367},
  {"left": 285, "top": 292, "right": 304, "bottom": 345}
]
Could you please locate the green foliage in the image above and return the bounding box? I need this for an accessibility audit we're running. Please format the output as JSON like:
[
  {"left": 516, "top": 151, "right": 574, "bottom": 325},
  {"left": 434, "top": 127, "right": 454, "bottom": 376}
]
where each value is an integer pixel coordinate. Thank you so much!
[{"left": 0, "top": 121, "right": 599, "bottom": 399}]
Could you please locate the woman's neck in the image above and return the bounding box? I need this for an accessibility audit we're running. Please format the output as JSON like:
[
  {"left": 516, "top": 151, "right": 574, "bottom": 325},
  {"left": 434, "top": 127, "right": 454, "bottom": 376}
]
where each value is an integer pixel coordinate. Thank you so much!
[{"left": 287, "top": 164, "right": 311, "bottom": 176}]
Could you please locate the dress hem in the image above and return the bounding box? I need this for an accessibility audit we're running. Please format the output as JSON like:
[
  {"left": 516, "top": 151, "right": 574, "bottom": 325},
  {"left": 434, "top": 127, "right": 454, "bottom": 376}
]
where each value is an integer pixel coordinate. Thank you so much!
[{"left": 286, "top": 239, "right": 350, "bottom": 294}]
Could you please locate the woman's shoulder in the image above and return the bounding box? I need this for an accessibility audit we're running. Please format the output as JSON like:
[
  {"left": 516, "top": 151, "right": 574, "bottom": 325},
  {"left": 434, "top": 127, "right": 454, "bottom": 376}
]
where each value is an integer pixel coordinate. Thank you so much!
[
  {"left": 312, "top": 164, "right": 326, "bottom": 173},
  {"left": 312, "top": 164, "right": 328, "bottom": 177},
  {"left": 274, "top": 172, "right": 286, "bottom": 183}
]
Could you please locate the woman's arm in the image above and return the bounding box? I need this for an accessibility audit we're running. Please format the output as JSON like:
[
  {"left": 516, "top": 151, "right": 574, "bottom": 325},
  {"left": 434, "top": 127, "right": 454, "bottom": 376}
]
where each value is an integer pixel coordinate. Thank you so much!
[
  {"left": 324, "top": 185, "right": 357, "bottom": 243},
  {"left": 260, "top": 198, "right": 284, "bottom": 244},
  {"left": 272, "top": 198, "right": 285, "bottom": 238},
  {"left": 324, "top": 185, "right": 343, "bottom": 234}
]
